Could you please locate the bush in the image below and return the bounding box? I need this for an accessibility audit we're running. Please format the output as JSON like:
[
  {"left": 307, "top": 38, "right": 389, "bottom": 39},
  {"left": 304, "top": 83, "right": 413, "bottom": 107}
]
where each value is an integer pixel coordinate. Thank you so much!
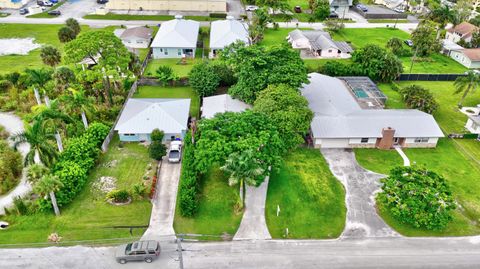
[
  {"left": 155, "top": 65, "right": 178, "bottom": 86},
  {"left": 106, "top": 189, "right": 130, "bottom": 203},
  {"left": 320, "top": 61, "right": 361, "bottom": 76},
  {"left": 378, "top": 166, "right": 456, "bottom": 230},
  {"left": 58, "top": 26, "right": 76, "bottom": 43},
  {"left": 188, "top": 62, "right": 221, "bottom": 97},
  {"left": 178, "top": 132, "right": 198, "bottom": 217},
  {"left": 209, "top": 13, "right": 227, "bottom": 18},
  {"left": 0, "top": 80, "right": 13, "bottom": 93},
  {"left": 399, "top": 85, "right": 439, "bottom": 114},
  {"left": 149, "top": 141, "right": 167, "bottom": 161},
  {"left": 150, "top": 128, "right": 164, "bottom": 142},
  {"left": 0, "top": 141, "right": 22, "bottom": 195},
  {"left": 132, "top": 183, "right": 146, "bottom": 198},
  {"left": 13, "top": 197, "right": 28, "bottom": 215},
  {"left": 211, "top": 61, "right": 236, "bottom": 87}
]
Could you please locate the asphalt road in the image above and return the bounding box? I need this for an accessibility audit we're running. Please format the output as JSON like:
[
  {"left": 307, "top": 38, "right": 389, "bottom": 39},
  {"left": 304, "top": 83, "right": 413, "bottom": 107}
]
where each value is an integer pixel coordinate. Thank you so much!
[{"left": 1, "top": 236, "right": 480, "bottom": 268}]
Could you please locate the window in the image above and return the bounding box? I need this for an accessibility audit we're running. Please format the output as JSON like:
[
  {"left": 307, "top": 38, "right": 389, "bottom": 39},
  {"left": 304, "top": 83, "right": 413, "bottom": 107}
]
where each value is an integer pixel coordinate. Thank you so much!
[
  {"left": 360, "top": 138, "right": 369, "bottom": 143},
  {"left": 136, "top": 40, "right": 143, "bottom": 44},
  {"left": 124, "top": 133, "right": 135, "bottom": 137},
  {"left": 164, "top": 49, "right": 168, "bottom": 55},
  {"left": 148, "top": 250, "right": 156, "bottom": 254},
  {"left": 414, "top": 138, "right": 429, "bottom": 143},
  {"left": 178, "top": 49, "right": 182, "bottom": 56},
  {"left": 328, "top": 49, "right": 332, "bottom": 53},
  {"left": 159, "top": 48, "right": 163, "bottom": 52}
]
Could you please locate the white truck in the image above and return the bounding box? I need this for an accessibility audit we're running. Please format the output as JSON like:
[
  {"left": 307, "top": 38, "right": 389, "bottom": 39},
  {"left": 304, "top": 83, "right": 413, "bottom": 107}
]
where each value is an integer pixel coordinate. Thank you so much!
[{"left": 167, "top": 141, "right": 182, "bottom": 163}]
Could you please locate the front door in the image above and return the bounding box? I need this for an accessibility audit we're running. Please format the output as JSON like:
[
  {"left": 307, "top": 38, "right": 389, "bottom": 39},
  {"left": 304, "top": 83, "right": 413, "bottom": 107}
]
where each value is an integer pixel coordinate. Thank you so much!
[{"left": 393, "top": 137, "right": 400, "bottom": 145}]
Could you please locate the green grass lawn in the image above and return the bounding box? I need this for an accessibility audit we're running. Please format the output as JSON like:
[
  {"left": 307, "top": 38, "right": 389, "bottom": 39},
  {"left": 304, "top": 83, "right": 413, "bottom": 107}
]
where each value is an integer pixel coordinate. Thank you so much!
[
  {"left": 367, "top": 19, "right": 409, "bottom": 23},
  {"left": 0, "top": 136, "right": 154, "bottom": 245},
  {"left": 355, "top": 81, "right": 480, "bottom": 236},
  {"left": 144, "top": 56, "right": 204, "bottom": 78},
  {"left": 83, "top": 13, "right": 219, "bottom": 21},
  {"left": 332, "top": 28, "right": 410, "bottom": 49},
  {"left": 266, "top": 148, "right": 346, "bottom": 239},
  {"left": 400, "top": 54, "right": 467, "bottom": 74},
  {"left": 134, "top": 85, "right": 200, "bottom": 118},
  {"left": 173, "top": 166, "right": 242, "bottom": 238}
]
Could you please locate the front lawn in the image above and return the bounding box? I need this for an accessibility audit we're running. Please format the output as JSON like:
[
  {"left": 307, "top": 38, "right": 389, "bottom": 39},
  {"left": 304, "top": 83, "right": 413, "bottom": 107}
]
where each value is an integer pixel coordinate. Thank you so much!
[
  {"left": 400, "top": 54, "right": 467, "bottom": 74},
  {"left": 173, "top": 166, "right": 242, "bottom": 238},
  {"left": 134, "top": 85, "right": 200, "bottom": 118},
  {"left": 0, "top": 136, "right": 154, "bottom": 245},
  {"left": 265, "top": 148, "right": 346, "bottom": 238}
]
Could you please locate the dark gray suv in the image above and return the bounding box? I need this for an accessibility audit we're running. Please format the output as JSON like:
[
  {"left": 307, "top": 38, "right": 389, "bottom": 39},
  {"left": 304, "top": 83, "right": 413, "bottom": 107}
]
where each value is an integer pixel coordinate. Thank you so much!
[{"left": 115, "top": 240, "right": 161, "bottom": 264}]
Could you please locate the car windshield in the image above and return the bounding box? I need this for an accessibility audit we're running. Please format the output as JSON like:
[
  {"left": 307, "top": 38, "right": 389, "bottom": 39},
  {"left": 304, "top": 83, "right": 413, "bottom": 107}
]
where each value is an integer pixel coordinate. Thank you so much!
[{"left": 125, "top": 243, "right": 132, "bottom": 254}]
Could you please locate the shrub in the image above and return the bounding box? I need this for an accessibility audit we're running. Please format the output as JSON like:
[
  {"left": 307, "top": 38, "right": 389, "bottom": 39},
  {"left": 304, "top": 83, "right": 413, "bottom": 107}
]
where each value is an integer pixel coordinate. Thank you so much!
[
  {"left": 156, "top": 65, "right": 178, "bottom": 86},
  {"left": 178, "top": 132, "right": 198, "bottom": 217},
  {"left": 0, "top": 141, "right": 22, "bottom": 195},
  {"left": 209, "top": 13, "right": 227, "bottom": 18},
  {"left": 211, "top": 61, "right": 236, "bottom": 87},
  {"left": 0, "top": 80, "right": 13, "bottom": 93},
  {"left": 132, "top": 183, "right": 146, "bottom": 198},
  {"left": 399, "top": 85, "right": 439, "bottom": 114},
  {"left": 378, "top": 166, "right": 456, "bottom": 230},
  {"left": 150, "top": 128, "right": 164, "bottom": 142},
  {"left": 58, "top": 26, "right": 76, "bottom": 43},
  {"left": 149, "top": 141, "right": 167, "bottom": 161},
  {"left": 106, "top": 189, "right": 130, "bottom": 203},
  {"left": 13, "top": 197, "right": 28, "bottom": 215},
  {"left": 188, "top": 62, "right": 221, "bottom": 97}
]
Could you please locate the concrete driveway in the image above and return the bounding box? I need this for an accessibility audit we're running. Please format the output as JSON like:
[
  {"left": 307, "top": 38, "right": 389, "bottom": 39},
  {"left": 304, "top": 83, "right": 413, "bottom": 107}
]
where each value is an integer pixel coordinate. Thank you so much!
[
  {"left": 321, "top": 149, "right": 399, "bottom": 238},
  {"left": 142, "top": 158, "right": 181, "bottom": 241}
]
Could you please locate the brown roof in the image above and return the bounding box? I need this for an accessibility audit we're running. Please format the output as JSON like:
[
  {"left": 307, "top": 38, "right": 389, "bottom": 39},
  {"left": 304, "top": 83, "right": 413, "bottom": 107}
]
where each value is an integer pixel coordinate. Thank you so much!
[
  {"left": 447, "top": 22, "right": 478, "bottom": 39},
  {"left": 461, "top": 48, "right": 480, "bottom": 61},
  {"left": 120, "top": 27, "right": 153, "bottom": 40}
]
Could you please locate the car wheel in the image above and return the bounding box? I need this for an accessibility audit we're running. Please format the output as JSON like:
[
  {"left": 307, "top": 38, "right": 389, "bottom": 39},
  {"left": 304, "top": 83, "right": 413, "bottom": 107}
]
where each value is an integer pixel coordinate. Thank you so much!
[
  {"left": 119, "top": 259, "right": 127, "bottom": 264},
  {"left": 145, "top": 257, "right": 153, "bottom": 263}
]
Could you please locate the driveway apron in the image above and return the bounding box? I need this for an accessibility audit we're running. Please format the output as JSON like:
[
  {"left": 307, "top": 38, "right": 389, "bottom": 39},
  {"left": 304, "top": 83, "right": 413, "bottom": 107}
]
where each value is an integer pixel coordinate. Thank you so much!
[{"left": 321, "top": 149, "right": 399, "bottom": 238}]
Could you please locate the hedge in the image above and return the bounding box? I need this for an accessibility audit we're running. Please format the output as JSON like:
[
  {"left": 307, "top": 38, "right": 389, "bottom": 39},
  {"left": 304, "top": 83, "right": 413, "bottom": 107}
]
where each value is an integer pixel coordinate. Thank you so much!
[
  {"left": 209, "top": 13, "right": 227, "bottom": 18},
  {"left": 178, "top": 132, "right": 199, "bottom": 217}
]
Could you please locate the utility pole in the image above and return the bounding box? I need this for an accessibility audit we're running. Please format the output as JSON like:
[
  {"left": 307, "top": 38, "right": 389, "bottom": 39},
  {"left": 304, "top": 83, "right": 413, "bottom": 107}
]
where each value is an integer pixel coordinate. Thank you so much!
[
  {"left": 176, "top": 234, "right": 184, "bottom": 269},
  {"left": 409, "top": 45, "right": 419, "bottom": 73}
]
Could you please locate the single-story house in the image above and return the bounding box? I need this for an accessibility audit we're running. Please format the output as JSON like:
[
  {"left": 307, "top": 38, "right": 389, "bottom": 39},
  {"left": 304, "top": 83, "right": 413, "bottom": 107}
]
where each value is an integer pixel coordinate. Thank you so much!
[
  {"left": 106, "top": 0, "right": 226, "bottom": 12},
  {"left": 446, "top": 22, "right": 478, "bottom": 44},
  {"left": 151, "top": 15, "right": 199, "bottom": 59},
  {"left": 301, "top": 73, "right": 444, "bottom": 149},
  {"left": 209, "top": 16, "right": 249, "bottom": 58},
  {"left": 117, "top": 27, "right": 153, "bottom": 49},
  {"left": 287, "top": 29, "right": 353, "bottom": 59},
  {"left": 449, "top": 48, "right": 480, "bottom": 68},
  {"left": 201, "top": 94, "right": 251, "bottom": 119},
  {"left": 441, "top": 39, "right": 464, "bottom": 55},
  {"left": 115, "top": 98, "right": 190, "bottom": 142},
  {"left": 465, "top": 105, "right": 480, "bottom": 134}
]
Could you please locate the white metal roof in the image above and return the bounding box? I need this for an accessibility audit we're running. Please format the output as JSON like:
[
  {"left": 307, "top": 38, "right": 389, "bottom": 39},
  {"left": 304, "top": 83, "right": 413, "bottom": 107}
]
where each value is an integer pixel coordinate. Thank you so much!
[
  {"left": 201, "top": 94, "right": 251, "bottom": 119},
  {"left": 210, "top": 17, "right": 249, "bottom": 49},
  {"left": 115, "top": 98, "right": 190, "bottom": 134},
  {"left": 301, "top": 73, "right": 444, "bottom": 138},
  {"left": 151, "top": 16, "right": 199, "bottom": 48}
]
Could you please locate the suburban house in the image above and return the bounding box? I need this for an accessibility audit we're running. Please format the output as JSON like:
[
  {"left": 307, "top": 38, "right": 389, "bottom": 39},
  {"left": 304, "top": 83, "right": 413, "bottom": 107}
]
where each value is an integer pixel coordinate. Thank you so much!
[
  {"left": 445, "top": 22, "right": 478, "bottom": 44},
  {"left": 116, "top": 27, "right": 153, "bottom": 49},
  {"left": 330, "top": 0, "right": 352, "bottom": 16},
  {"left": 441, "top": 39, "right": 464, "bottom": 55},
  {"left": 465, "top": 105, "right": 480, "bottom": 134},
  {"left": 0, "top": 0, "right": 27, "bottom": 8},
  {"left": 151, "top": 16, "right": 199, "bottom": 59},
  {"left": 201, "top": 94, "right": 251, "bottom": 119},
  {"left": 106, "top": 0, "right": 226, "bottom": 12},
  {"left": 449, "top": 48, "right": 480, "bottom": 68},
  {"left": 115, "top": 98, "right": 190, "bottom": 142},
  {"left": 301, "top": 73, "right": 444, "bottom": 149},
  {"left": 209, "top": 16, "right": 249, "bottom": 58},
  {"left": 287, "top": 29, "right": 353, "bottom": 59}
]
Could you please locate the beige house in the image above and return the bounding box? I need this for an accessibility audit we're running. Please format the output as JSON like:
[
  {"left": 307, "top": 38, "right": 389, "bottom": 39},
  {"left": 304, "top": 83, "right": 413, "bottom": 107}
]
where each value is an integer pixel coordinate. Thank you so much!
[
  {"left": 106, "top": 0, "right": 226, "bottom": 12},
  {"left": 446, "top": 22, "right": 478, "bottom": 44},
  {"left": 0, "top": 0, "right": 27, "bottom": 9},
  {"left": 287, "top": 30, "right": 353, "bottom": 59},
  {"left": 449, "top": 48, "right": 480, "bottom": 69}
]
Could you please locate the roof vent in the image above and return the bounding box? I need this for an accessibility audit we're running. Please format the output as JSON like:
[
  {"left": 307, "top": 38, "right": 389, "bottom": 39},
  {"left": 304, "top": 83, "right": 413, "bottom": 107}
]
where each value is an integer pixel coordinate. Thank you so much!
[
  {"left": 174, "top": 15, "right": 183, "bottom": 19},
  {"left": 226, "top": 15, "right": 234, "bottom": 20}
]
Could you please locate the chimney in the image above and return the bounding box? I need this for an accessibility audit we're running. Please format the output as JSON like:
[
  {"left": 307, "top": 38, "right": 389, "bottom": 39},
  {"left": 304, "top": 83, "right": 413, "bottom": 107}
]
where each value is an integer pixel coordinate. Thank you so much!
[{"left": 377, "top": 127, "right": 395, "bottom": 150}]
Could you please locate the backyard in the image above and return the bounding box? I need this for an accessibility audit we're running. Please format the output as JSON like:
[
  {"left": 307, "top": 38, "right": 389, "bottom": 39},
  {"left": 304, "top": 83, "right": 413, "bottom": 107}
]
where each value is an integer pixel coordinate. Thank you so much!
[
  {"left": 265, "top": 148, "right": 346, "bottom": 238},
  {"left": 0, "top": 136, "right": 154, "bottom": 245},
  {"left": 355, "top": 81, "right": 480, "bottom": 236},
  {"left": 173, "top": 166, "right": 243, "bottom": 238},
  {"left": 133, "top": 85, "right": 200, "bottom": 118}
]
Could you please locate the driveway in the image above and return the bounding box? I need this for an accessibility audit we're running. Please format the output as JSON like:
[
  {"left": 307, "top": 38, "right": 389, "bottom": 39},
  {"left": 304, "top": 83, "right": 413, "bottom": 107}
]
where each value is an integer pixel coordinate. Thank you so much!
[
  {"left": 141, "top": 158, "right": 181, "bottom": 241},
  {"left": 233, "top": 176, "right": 271, "bottom": 240},
  {"left": 226, "top": 0, "right": 245, "bottom": 19},
  {"left": 0, "top": 112, "right": 31, "bottom": 215},
  {"left": 321, "top": 149, "right": 399, "bottom": 238}
]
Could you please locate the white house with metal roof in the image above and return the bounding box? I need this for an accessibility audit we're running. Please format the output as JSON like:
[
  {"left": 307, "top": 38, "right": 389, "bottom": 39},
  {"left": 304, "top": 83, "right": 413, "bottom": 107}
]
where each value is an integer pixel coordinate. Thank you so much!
[
  {"left": 151, "top": 15, "right": 199, "bottom": 59},
  {"left": 115, "top": 98, "right": 190, "bottom": 142},
  {"left": 287, "top": 30, "right": 353, "bottom": 59},
  {"left": 301, "top": 73, "right": 444, "bottom": 149},
  {"left": 201, "top": 94, "right": 251, "bottom": 119},
  {"left": 209, "top": 16, "right": 249, "bottom": 58}
]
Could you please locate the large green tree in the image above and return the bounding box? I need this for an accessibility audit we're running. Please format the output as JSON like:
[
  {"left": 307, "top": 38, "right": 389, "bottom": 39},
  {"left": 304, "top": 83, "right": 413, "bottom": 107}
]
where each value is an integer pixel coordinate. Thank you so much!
[
  {"left": 249, "top": 7, "right": 272, "bottom": 44},
  {"left": 311, "top": 0, "right": 330, "bottom": 21},
  {"left": 221, "top": 43, "right": 308, "bottom": 104},
  {"left": 411, "top": 20, "right": 442, "bottom": 57},
  {"left": 454, "top": 70, "right": 480, "bottom": 107},
  {"left": 351, "top": 44, "right": 403, "bottom": 82},
  {"left": 253, "top": 84, "right": 313, "bottom": 149},
  {"left": 188, "top": 62, "right": 221, "bottom": 97}
]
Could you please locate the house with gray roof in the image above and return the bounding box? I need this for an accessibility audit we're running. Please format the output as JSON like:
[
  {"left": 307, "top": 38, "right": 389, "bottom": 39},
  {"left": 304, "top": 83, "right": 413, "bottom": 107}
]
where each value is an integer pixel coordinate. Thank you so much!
[
  {"left": 301, "top": 73, "right": 444, "bottom": 149},
  {"left": 118, "top": 26, "right": 153, "bottom": 49},
  {"left": 209, "top": 16, "right": 249, "bottom": 58},
  {"left": 465, "top": 105, "right": 480, "bottom": 134},
  {"left": 287, "top": 29, "right": 353, "bottom": 59},
  {"left": 115, "top": 98, "right": 190, "bottom": 142},
  {"left": 151, "top": 15, "right": 199, "bottom": 59},
  {"left": 201, "top": 94, "right": 251, "bottom": 119}
]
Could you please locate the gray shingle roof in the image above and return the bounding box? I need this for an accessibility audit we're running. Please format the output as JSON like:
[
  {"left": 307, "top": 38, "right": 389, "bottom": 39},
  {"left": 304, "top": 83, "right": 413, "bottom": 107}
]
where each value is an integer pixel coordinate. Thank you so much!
[
  {"left": 120, "top": 26, "right": 153, "bottom": 40},
  {"left": 301, "top": 73, "right": 444, "bottom": 138},
  {"left": 151, "top": 16, "right": 199, "bottom": 48},
  {"left": 201, "top": 94, "right": 251, "bottom": 119},
  {"left": 115, "top": 98, "right": 190, "bottom": 134}
]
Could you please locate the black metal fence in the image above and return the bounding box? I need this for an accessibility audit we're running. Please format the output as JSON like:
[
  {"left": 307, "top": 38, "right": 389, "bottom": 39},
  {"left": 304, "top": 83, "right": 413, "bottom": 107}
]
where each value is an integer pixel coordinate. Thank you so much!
[{"left": 397, "top": 73, "right": 466, "bottom": 81}]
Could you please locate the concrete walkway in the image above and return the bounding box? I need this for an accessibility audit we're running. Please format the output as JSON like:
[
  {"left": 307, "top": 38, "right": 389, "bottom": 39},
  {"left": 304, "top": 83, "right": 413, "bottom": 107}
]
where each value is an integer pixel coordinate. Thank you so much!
[
  {"left": 233, "top": 176, "right": 272, "bottom": 240},
  {"left": 142, "top": 158, "right": 182, "bottom": 241},
  {"left": 0, "top": 112, "right": 31, "bottom": 215},
  {"left": 321, "top": 149, "right": 399, "bottom": 238},
  {"left": 394, "top": 146, "right": 411, "bottom": 166}
]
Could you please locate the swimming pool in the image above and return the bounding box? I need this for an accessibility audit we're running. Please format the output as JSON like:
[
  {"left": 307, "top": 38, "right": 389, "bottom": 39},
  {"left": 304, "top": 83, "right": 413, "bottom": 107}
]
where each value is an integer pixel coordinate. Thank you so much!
[{"left": 353, "top": 88, "right": 369, "bottom": 98}]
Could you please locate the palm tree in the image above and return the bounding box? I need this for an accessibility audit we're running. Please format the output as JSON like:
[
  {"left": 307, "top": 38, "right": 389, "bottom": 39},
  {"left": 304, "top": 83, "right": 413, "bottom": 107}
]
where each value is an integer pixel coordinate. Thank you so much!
[
  {"left": 61, "top": 88, "right": 95, "bottom": 129},
  {"left": 26, "top": 164, "right": 50, "bottom": 184},
  {"left": 220, "top": 150, "right": 265, "bottom": 208},
  {"left": 454, "top": 71, "right": 480, "bottom": 107},
  {"left": 40, "top": 46, "right": 62, "bottom": 68},
  {"left": 25, "top": 68, "right": 53, "bottom": 105},
  {"left": 34, "top": 174, "right": 63, "bottom": 216},
  {"left": 11, "top": 121, "right": 58, "bottom": 167}
]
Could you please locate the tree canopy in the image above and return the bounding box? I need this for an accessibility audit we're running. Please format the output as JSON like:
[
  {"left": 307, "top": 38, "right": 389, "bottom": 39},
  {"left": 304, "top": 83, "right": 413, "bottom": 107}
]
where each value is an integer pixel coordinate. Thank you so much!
[
  {"left": 351, "top": 44, "right": 403, "bottom": 82},
  {"left": 399, "top": 85, "right": 439, "bottom": 114},
  {"left": 411, "top": 20, "right": 441, "bottom": 57},
  {"left": 188, "top": 61, "right": 221, "bottom": 97},
  {"left": 220, "top": 43, "right": 308, "bottom": 104}
]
